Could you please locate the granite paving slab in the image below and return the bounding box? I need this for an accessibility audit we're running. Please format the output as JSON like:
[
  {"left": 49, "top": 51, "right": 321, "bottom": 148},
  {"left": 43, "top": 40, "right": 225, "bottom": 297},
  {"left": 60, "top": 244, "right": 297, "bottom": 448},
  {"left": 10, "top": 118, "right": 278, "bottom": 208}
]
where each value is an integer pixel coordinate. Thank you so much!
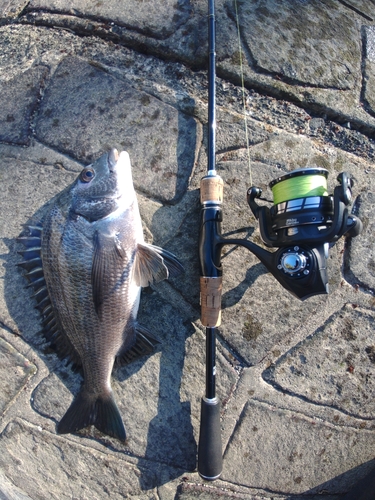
[
  {"left": 35, "top": 56, "right": 198, "bottom": 203},
  {"left": 0, "top": 470, "right": 33, "bottom": 500},
  {"left": 264, "top": 304, "right": 375, "bottom": 419},
  {"left": 20, "top": 0, "right": 225, "bottom": 66},
  {"left": 27, "top": 0, "right": 191, "bottom": 39},
  {"left": 1, "top": 1, "right": 375, "bottom": 498},
  {"left": 0, "top": 418, "right": 158, "bottom": 499},
  {"left": 0, "top": 0, "right": 28, "bottom": 21},
  {"left": 362, "top": 25, "right": 375, "bottom": 117},
  {"left": 222, "top": 400, "right": 375, "bottom": 495},
  {"left": 236, "top": 0, "right": 361, "bottom": 89}
]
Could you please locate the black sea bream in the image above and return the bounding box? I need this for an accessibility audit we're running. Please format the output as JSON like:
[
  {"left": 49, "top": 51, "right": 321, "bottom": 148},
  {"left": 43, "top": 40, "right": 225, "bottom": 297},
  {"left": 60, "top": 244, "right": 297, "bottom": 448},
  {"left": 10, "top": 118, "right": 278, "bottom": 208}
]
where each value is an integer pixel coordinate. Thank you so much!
[{"left": 18, "top": 149, "right": 183, "bottom": 441}]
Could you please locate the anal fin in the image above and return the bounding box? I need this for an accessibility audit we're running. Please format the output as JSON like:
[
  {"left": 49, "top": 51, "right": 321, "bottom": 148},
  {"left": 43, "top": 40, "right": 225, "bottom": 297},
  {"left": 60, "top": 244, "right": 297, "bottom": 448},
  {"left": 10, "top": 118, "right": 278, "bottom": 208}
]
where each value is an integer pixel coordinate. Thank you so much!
[{"left": 116, "top": 325, "right": 160, "bottom": 366}]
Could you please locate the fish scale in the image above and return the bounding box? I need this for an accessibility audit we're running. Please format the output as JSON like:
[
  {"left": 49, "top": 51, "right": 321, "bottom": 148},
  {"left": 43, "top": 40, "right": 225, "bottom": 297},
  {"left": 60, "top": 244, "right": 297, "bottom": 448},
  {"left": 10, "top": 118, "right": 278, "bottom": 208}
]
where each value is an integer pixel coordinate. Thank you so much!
[
  {"left": 18, "top": 149, "right": 184, "bottom": 442},
  {"left": 54, "top": 223, "right": 123, "bottom": 391}
]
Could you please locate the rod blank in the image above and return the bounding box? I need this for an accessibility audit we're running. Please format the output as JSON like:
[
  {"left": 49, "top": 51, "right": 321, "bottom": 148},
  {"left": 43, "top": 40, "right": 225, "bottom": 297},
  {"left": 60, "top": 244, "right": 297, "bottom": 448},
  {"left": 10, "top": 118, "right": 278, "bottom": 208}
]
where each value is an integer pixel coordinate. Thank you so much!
[{"left": 197, "top": 0, "right": 223, "bottom": 481}]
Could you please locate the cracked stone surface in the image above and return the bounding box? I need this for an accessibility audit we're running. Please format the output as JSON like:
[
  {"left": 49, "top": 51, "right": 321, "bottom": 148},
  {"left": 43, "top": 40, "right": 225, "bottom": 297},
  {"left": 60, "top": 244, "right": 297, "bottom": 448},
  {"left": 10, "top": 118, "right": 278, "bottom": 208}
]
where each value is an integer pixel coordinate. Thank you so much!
[
  {"left": 28, "top": 0, "right": 192, "bottom": 39},
  {"left": 0, "top": 65, "right": 48, "bottom": 145},
  {"left": 1, "top": 1, "right": 375, "bottom": 499},
  {"left": 236, "top": 0, "right": 361, "bottom": 89},
  {"left": 0, "top": 0, "right": 28, "bottom": 20},
  {"left": 0, "top": 419, "right": 159, "bottom": 499},
  {"left": 348, "top": 188, "right": 375, "bottom": 289},
  {"left": 35, "top": 56, "right": 199, "bottom": 203},
  {"left": 222, "top": 400, "right": 375, "bottom": 495},
  {"left": 363, "top": 25, "right": 375, "bottom": 121},
  {"left": 264, "top": 305, "right": 375, "bottom": 419},
  {"left": 0, "top": 336, "right": 37, "bottom": 415}
]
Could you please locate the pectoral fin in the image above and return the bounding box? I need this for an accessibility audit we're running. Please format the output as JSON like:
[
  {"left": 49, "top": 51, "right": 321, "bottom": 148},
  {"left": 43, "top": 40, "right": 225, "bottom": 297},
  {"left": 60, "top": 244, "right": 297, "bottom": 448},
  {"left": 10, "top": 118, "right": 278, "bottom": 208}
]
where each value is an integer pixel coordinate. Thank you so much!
[
  {"left": 133, "top": 243, "right": 184, "bottom": 287},
  {"left": 92, "top": 231, "right": 126, "bottom": 315}
]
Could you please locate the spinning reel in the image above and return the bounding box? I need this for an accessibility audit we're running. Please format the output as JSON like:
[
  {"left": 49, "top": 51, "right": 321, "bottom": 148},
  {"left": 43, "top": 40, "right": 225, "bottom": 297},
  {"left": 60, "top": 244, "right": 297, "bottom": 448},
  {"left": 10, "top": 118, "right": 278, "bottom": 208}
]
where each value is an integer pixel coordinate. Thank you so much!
[{"left": 200, "top": 167, "right": 363, "bottom": 301}]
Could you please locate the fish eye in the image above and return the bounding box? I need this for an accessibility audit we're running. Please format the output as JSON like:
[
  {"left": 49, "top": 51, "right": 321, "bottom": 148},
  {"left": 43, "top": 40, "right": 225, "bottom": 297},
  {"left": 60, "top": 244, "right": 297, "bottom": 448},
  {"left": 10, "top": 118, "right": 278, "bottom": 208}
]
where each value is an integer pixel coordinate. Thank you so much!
[{"left": 80, "top": 167, "right": 95, "bottom": 183}]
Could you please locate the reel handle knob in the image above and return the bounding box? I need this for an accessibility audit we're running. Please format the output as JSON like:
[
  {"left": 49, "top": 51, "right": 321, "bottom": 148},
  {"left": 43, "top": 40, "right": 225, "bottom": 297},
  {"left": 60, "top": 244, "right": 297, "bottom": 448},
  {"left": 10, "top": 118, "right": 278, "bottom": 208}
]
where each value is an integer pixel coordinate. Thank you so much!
[
  {"left": 337, "top": 172, "right": 353, "bottom": 205},
  {"left": 247, "top": 186, "right": 262, "bottom": 199},
  {"left": 247, "top": 186, "right": 263, "bottom": 219}
]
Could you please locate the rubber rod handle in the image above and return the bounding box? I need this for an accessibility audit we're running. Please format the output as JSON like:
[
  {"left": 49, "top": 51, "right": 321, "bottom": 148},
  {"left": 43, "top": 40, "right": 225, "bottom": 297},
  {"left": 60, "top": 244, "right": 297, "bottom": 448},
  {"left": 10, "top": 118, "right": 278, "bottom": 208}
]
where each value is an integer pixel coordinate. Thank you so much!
[{"left": 197, "top": 397, "right": 223, "bottom": 481}]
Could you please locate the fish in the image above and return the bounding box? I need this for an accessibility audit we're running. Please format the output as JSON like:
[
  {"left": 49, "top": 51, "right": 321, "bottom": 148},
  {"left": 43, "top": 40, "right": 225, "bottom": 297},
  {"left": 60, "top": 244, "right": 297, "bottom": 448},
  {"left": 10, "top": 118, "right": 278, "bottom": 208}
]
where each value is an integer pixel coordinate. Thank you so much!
[{"left": 18, "top": 149, "right": 184, "bottom": 442}]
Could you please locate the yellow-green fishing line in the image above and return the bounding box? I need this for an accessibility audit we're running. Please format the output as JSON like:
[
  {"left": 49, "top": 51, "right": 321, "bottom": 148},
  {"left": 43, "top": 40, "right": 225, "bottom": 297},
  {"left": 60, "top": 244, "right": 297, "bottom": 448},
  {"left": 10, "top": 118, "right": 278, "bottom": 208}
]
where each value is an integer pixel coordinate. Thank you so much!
[{"left": 271, "top": 174, "right": 328, "bottom": 204}]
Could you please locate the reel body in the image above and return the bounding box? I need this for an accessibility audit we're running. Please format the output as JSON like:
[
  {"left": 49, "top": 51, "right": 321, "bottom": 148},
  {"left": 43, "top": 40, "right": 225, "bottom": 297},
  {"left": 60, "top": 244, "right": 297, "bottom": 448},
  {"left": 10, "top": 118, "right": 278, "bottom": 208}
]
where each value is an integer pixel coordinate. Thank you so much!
[
  {"left": 246, "top": 168, "right": 362, "bottom": 300},
  {"left": 200, "top": 168, "right": 362, "bottom": 301}
]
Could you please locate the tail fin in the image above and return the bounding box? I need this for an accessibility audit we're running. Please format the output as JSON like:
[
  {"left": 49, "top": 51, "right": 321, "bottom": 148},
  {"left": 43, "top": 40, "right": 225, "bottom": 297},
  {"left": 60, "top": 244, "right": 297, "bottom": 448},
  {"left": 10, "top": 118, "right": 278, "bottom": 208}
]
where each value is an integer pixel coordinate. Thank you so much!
[{"left": 57, "top": 387, "right": 126, "bottom": 442}]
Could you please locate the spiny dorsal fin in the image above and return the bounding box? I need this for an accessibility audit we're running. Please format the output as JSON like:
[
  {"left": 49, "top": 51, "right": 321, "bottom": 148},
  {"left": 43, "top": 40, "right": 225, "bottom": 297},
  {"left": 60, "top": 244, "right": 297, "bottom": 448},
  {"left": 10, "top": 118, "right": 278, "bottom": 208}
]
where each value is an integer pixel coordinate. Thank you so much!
[{"left": 18, "top": 224, "right": 82, "bottom": 369}]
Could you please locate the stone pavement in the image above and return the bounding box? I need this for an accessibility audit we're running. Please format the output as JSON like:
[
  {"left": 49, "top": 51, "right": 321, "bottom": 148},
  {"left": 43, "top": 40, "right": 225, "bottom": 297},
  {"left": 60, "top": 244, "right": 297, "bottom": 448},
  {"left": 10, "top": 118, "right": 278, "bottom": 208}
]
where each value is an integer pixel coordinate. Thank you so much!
[{"left": 0, "top": 0, "right": 375, "bottom": 498}]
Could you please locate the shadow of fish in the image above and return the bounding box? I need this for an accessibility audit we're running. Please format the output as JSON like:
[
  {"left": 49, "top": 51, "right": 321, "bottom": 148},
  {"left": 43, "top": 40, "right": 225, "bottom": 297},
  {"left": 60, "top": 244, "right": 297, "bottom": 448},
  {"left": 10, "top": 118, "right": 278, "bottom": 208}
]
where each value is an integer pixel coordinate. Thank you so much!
[{"left": 18, "top": 149, "right": 184, "bottom": 442}]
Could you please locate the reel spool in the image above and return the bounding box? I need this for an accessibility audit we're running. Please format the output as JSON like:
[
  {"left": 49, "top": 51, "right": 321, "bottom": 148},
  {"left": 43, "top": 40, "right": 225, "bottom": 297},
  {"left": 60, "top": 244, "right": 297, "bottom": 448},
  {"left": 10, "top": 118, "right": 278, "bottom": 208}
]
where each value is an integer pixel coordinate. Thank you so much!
[
  {"left": 247, "top": 167, "right": 361, "bottom": 248},
  {"left": 270, "top": 167, "right": 329, "bottom": 204},
  {"left": 269, "top": 168, "right": 332, "bottom": 244}
]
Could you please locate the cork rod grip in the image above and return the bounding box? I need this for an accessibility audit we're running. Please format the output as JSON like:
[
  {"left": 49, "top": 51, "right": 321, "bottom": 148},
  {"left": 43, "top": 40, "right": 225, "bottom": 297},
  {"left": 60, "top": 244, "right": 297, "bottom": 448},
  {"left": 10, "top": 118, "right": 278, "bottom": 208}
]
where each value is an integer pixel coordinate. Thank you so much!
[
  {"left": 200, "top": 175, "right": 224, "bottom": 204},
  {"left": 200, "top": 277, "right": 222, "bottom": 327}
]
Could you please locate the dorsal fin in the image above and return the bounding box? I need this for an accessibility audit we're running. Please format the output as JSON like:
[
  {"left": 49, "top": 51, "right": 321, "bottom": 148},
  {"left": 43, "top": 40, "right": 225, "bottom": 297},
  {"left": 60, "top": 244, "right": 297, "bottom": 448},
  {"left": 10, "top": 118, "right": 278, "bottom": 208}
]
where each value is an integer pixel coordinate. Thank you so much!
[{"left": 17, "top": 224, "right": 82, "bottom": 369}]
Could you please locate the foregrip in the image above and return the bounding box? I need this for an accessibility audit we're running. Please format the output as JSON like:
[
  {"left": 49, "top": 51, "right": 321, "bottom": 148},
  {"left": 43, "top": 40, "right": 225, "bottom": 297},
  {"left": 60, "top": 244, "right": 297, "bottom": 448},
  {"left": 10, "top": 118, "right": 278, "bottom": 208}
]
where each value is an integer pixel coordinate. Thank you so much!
[{"left": 200, "top": 175, "right": 223, "bottom": 205}]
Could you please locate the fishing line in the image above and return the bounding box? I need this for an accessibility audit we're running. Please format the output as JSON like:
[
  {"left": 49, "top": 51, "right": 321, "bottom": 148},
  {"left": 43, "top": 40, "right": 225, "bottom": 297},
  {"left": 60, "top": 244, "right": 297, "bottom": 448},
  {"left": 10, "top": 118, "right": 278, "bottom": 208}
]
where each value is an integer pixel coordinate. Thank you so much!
[
  {"left": 234, "top": 0, "right": 252, "bottom": 186},
  {"left": 270, "top": 169, "right": 329, "bottom": 205}
]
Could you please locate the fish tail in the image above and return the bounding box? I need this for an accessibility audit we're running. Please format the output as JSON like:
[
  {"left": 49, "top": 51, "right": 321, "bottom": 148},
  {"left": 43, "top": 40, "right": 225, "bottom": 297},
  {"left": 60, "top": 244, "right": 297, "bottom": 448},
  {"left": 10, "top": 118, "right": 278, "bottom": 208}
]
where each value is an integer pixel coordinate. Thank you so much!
[
  {"left": 57, "top": 387, "right": 126, "bottom": 442},
  {"left": 95, "top": 394, "right": 126, "bottom": 442}
]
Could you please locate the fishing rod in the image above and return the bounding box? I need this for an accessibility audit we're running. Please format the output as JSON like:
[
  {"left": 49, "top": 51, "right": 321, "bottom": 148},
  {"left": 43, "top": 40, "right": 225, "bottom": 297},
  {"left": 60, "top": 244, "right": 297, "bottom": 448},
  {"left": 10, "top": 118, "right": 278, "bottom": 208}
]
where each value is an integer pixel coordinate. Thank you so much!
[
  {"left": 197, "top": 0, "right": 223, "bottom": 481},
  {"left": 197, "top": 0, "right": 363, "bottom": 481}
]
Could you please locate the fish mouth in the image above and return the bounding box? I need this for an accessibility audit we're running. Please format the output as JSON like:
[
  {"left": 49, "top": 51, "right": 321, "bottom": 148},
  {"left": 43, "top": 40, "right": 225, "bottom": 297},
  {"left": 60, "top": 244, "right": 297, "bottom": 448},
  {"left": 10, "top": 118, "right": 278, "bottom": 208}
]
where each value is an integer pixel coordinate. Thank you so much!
[
  {"left": 89, "top": 192, "right": 122, "bottom": 201},
  {"left": 90, "top": 149, "right": 122, "bottom": 198},
  {"left": 108, "top": 149, "right": 119, "bottom": 171}
]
